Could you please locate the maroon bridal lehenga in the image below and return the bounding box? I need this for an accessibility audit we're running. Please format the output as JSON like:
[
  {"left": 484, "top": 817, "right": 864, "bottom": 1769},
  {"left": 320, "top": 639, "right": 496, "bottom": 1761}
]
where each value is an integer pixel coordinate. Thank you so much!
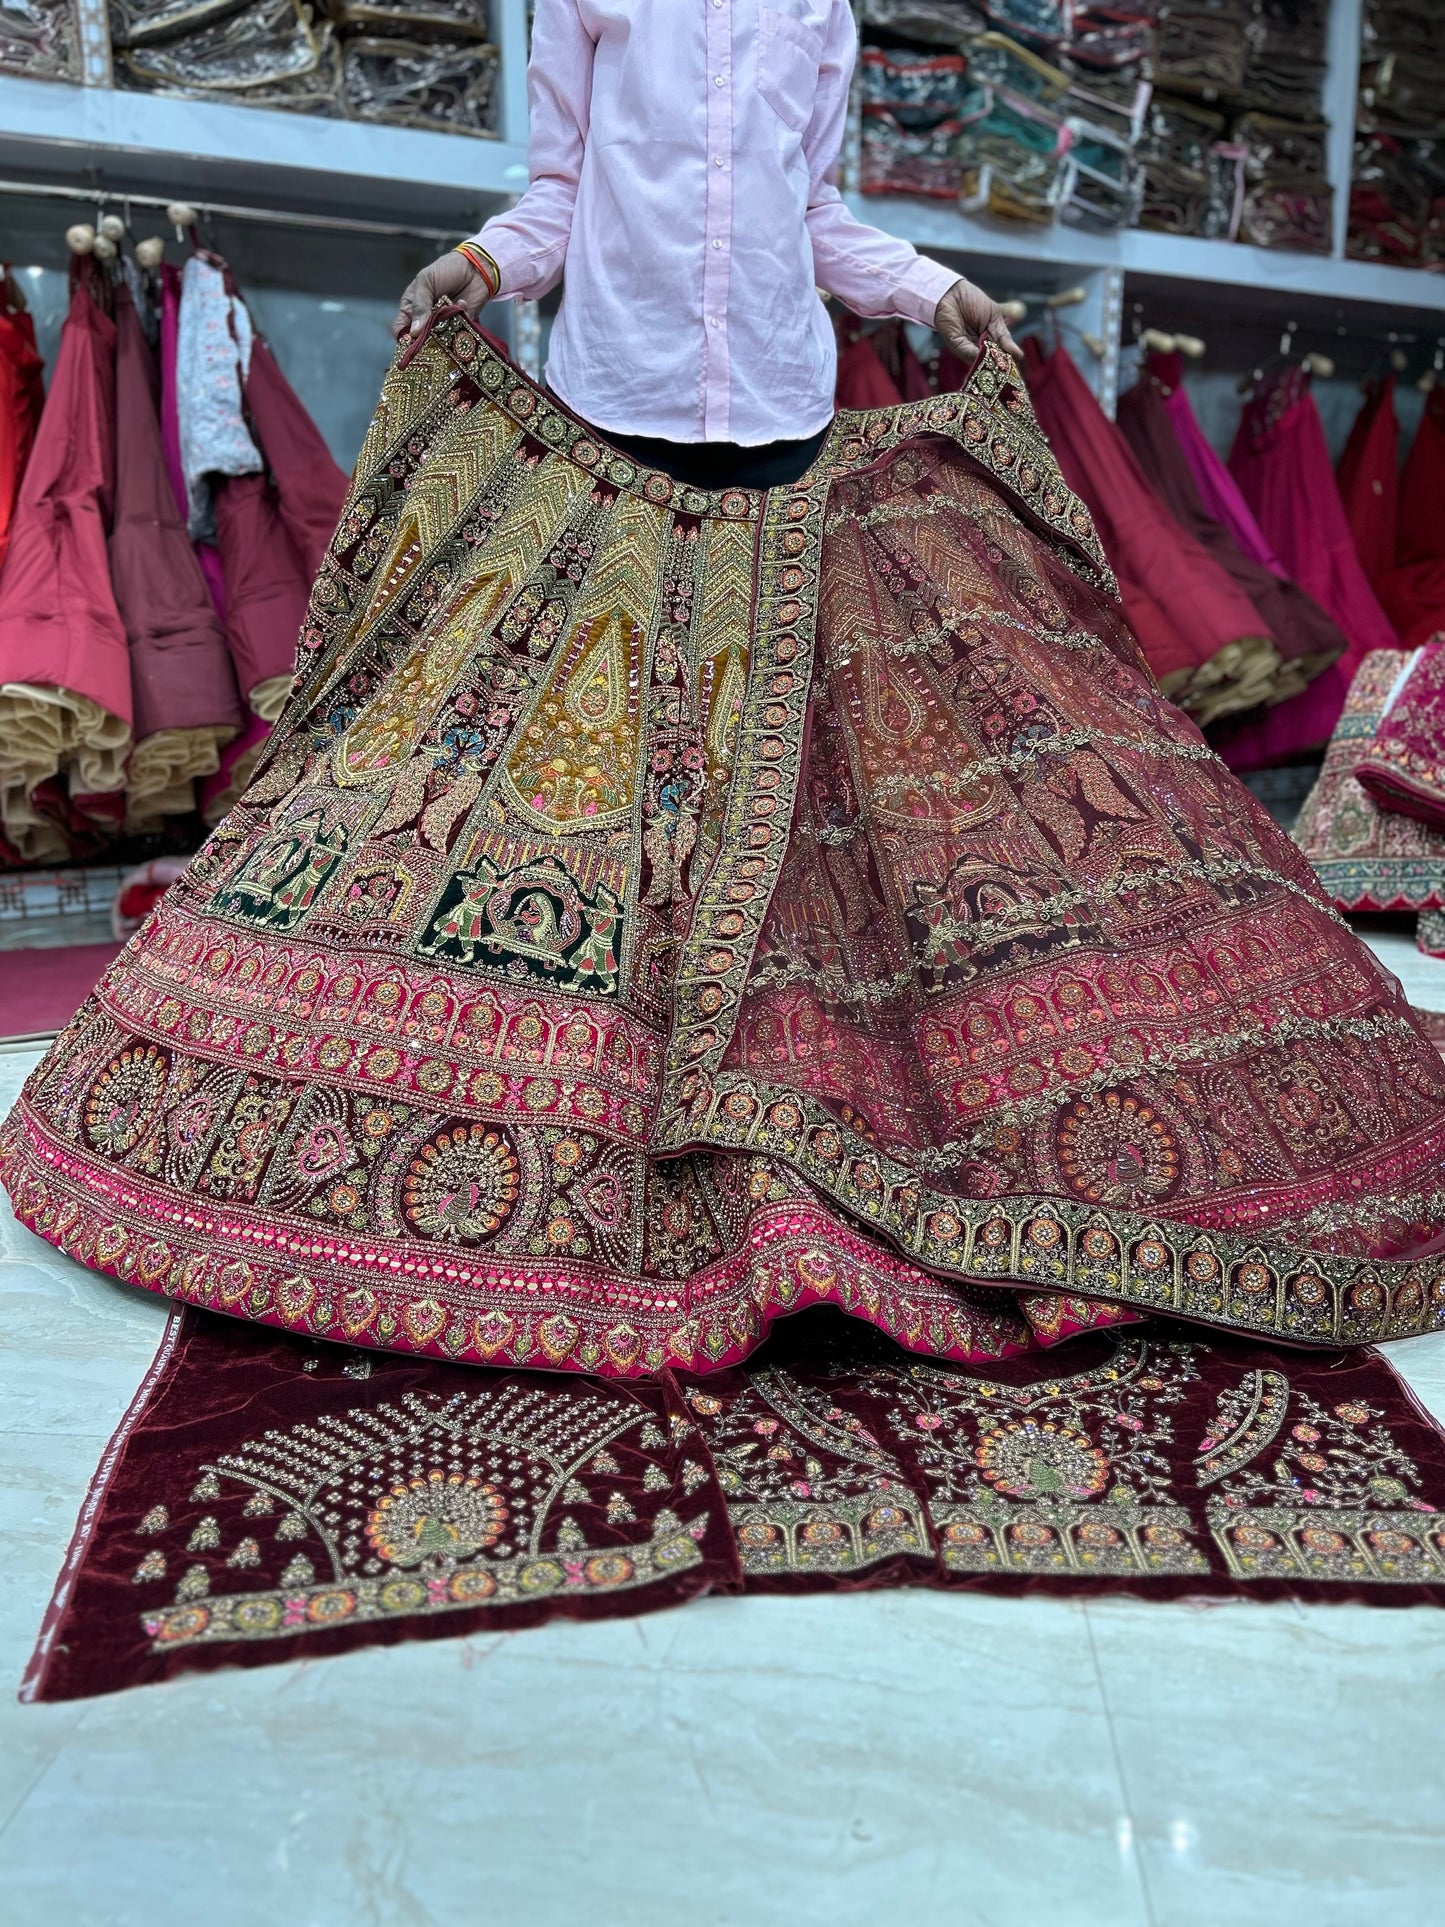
[{"left": 6, "top": 311, "right": 1445, "bottom": 1381}]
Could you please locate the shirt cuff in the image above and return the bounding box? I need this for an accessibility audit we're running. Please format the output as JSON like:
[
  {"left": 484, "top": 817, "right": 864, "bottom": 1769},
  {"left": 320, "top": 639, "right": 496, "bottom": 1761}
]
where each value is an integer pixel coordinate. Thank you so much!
[
  {"left": 892, "top": 254, "right": 961, "bottom": 328},
  {"left": 466, "top": 224, "right": 529, "bottom": 300}
]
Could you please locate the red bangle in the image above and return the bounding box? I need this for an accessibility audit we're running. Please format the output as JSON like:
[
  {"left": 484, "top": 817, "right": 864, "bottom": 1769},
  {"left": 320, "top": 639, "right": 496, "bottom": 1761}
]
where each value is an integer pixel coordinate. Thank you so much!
[{"left": 454, "top": 241, "right": 501, "bottom": 299}]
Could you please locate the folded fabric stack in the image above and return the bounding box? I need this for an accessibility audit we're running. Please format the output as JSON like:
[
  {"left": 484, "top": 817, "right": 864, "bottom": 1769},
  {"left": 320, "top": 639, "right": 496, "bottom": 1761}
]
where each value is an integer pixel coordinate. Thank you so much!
[
  {"left": 1139, "top": 0, "right": 1332, "bottom": 248},
  {"left": 108, "top": 0, "right": 499, "bottom": 133},
  {"left": 0, "top": 246, "right": 348, "bottom": 866},
  {"left": 0, "top": 0, "right": 81, "bottom": 78},
  {"left": 857, "top": 0, "right": 1152, "bottom": 231},
  {"left": 1349, "top": 2, "right": 1445, "bottom": 270}
]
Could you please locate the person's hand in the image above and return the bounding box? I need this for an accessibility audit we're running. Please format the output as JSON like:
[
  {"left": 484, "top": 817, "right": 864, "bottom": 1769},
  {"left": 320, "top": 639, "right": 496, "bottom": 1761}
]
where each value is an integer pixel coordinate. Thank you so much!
[
  {"left": 932, "top": 276, "right": 1022, "bottom": 364},
  {"left": 391, "top": 252, "right": 490, "bottom": 342}
]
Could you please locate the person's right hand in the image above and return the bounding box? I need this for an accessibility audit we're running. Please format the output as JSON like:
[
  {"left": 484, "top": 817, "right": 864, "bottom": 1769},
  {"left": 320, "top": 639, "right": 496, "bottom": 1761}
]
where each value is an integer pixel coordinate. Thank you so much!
[{"left": 391, "top": 252, "right": 490, "bottom": 342}]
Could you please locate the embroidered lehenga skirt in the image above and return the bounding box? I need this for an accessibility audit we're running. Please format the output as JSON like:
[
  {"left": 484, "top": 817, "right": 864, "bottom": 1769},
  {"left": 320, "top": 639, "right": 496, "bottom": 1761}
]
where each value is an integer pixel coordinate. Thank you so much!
[{"left": 6, "top": 311, "right": 1445, "bottom": 1375}]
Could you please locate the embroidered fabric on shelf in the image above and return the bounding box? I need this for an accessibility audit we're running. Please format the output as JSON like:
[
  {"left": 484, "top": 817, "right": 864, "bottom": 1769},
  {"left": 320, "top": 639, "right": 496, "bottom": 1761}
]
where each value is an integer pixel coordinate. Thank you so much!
[
  {"left": 23, "top": 1306, "right": 1445, "bottom": 1702},
  {"left": 1293, "top": 649, "right": 1445, "bottom": 918},
  {"left": 6, "top": 311, "right": 1445, "bottom": 1380},
  {"left": 1355, "top": 639, "right": 1445, "bottom": 833}
]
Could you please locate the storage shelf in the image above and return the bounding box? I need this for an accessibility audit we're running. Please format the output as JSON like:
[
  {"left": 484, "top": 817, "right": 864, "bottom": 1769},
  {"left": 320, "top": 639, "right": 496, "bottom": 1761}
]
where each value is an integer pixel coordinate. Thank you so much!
[
  {"left": 846, "top": 193, "right": 1445, "bottom": 315},
  {"left": 0, "top": 74, "right": 530, "bottom": 224}
]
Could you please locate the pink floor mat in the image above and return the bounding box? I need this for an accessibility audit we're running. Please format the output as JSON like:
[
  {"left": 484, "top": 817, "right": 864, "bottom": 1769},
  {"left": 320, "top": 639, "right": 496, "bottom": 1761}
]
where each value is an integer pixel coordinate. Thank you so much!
[{"left": 0, "top": 942, "right": 121, "bottom": 1040}]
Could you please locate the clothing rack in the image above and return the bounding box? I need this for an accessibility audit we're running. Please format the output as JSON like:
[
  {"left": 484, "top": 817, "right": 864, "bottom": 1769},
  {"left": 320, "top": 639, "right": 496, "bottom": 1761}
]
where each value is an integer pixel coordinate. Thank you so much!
[{"left": 0, "top": 176, "right": 473, "bottom": 248}]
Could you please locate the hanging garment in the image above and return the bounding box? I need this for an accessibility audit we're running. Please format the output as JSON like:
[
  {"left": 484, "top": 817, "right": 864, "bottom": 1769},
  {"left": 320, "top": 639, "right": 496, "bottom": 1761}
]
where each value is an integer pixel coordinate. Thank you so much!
[
  {"left": 870, "top": 319, "right": 935, "bottom": 403},
  {"left": 5, "top": 317, "right": 1445, "bottom": 1371},
  {"left": 1293, "top": 648, "right": 1445, "bottom": 915},
  {"left": 1335, "top": 374, "right": 1399, "bottom": 601},
  {"left": 212, "top": 472, "right": 312, "bottom": 721},
  {"left": 1221, "top": 365, "right": 1400, "bottom": 765},
  {"left": 834, "top": 327, "right": 905, "bottom": 409},
  {"left": 109, "top": 284, "right": 243, "bottom": 832},
  {"left": 158, "top": 264, "right": 227, "bottom": 624},
  {"left": 1116, "top": 356, "right": 1344, "bottom": 712},
  {"left": 1354, "top": 638, "right": 1445, "bottom": 830},
  {"left": 1160, "top": 374, "right": 1285, "bottom": 575},
  {"left": 1379, "top": 382, "right": 1445, "bottom": 651},
  {"left": 0, "top": 272, "right": 45, "bottom": 577},
  {"left": 1024, "top": 338, "right": 1275, "bottom": 721},
  {"left": 175, "top": 252, "right": 262, "bottom": 542},
  {"left": 241, "top": 334, "right": 350, "bottom": 576},
  {"left": 0, "top": 264, "right": 131, "bottom": 865}
]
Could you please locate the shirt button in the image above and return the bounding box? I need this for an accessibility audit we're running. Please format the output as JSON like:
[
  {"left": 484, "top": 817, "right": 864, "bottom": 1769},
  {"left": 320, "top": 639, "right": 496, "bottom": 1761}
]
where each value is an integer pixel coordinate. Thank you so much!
[
  {"left": 714, "top": 74, "right": 725, "bottom": 86},
  {"left": 712, "top": 238, "right": 722, "bottom": 249},
  {"left": 714, "top": 157, "right": 725, "bottom": 167}
]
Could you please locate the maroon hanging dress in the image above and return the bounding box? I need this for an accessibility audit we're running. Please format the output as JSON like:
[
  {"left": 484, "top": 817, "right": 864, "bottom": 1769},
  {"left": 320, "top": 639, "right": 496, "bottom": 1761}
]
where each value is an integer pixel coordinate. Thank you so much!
[
  {"left": 0, "top": 263, "right": 131, "bottom": 861},
  {"left": 835, "top": 329, "right": 905, "bottom": 409},
  {"left": 109, "top": 283, "right": 243, "bottom": 824},
  {"left": 1024, "top": 338, "right": 1272, "bottom": 717},
  {"left": 1336, "top": 375, "right": 1399, "bottom": 602},
  {"left": 1221, "top": 365, "right": 1399, "bottom": 765},
  {"left": 1116, "top": 355, "right": 1345, "bottom": 721},
  {"left": 240, "top": 334, "right": 350, "bottom": 577}
]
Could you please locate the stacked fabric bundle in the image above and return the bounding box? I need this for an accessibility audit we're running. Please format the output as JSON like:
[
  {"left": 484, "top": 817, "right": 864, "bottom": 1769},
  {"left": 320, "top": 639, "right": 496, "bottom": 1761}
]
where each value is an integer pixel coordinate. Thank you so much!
[
  {"left": 857, "top": 0, "right": 1152, "bottom": 231},
  {"left": 0, "top": 245, "right": 348, "bottom": 865},
  {"left": 0, "top": 0, "right": 80, "bottom": 79},
  {"left": 108, "top": 0, "right": 499, "bottom": 133},
  {"left": 1349, "top": 2, "right": 1445, "bottom": 270},
  {"left": 1139, "top": 0, "right": 1332, "bottom": 249}
]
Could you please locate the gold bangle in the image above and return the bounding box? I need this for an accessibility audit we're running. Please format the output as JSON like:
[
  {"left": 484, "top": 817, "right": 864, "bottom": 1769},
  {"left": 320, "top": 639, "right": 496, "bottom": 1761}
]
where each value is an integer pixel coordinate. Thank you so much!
[{"left": 454, "top": 241, "right": 500, "bottom": 299}]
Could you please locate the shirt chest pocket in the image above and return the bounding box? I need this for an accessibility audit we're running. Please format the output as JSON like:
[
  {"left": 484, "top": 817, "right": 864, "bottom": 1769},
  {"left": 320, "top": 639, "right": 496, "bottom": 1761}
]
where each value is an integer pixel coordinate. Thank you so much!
[{"left": 756, "top": 5, "right": 825, "bottom": 134}]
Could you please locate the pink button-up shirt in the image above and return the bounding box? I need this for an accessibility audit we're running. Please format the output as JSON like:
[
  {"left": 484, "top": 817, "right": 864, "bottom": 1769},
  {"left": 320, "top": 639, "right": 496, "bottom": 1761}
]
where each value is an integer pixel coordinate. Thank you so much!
[{"left": 471, "top": 0, "right": 957, "bottom": 445}]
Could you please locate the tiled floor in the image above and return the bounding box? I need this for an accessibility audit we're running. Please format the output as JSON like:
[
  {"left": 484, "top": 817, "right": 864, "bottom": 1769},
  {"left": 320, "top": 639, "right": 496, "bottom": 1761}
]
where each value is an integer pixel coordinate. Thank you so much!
[{"left": 3, "top": 931, "right": 1445, "bottom": 1926}]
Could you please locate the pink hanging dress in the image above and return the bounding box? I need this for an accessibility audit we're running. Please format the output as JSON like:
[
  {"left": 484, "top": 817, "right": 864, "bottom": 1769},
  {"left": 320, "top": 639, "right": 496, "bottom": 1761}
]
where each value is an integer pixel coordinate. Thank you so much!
[{"left": 1221, "top": 364, "right": 1399, "bottom": 764}]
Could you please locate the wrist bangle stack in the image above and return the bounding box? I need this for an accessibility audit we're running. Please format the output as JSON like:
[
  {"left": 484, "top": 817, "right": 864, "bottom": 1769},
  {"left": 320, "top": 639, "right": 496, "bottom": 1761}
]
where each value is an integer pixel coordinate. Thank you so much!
[{"left": 454, "top": 241, "right": 501, "bottom": 300}]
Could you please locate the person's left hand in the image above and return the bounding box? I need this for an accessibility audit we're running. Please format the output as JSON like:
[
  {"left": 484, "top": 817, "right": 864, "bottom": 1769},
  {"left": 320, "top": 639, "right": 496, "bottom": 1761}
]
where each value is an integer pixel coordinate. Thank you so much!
[{"left": 932, "top": 276, "right": 1022, "bottom": 364}]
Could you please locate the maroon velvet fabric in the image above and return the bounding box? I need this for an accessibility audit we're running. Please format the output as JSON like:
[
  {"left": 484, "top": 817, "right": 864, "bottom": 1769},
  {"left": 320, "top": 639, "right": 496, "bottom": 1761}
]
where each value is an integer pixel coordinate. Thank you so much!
[
  {"left": 24, "top": 1306, "right": 1445, "bottom": 1701},
  {"left": 1116, "top": 361, "right": 1346, "bottom": 682},
  {"left": 211, "top": 471, "right": 311, "bottom": 708},
  {"left": 110, "top": 287, "right": 244, "bottom": 745},
  {"left": 241, "top": 336, "right": 350, "bottom": 578},
  {"left": 1024, "top": 339, "right": 1270, "bottom": 696}
]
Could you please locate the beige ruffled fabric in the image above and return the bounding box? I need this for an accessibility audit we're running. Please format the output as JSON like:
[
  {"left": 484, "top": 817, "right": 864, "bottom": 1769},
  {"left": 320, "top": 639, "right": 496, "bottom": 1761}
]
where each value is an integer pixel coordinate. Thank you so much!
[
  {"left": 0, "top": 684, "right": 130, "bottom": 862},
  {"left": 247, "top": 674, "right": 293, "bottom": 724},
  {"left": 125, "top": 724, "right": 238, "bottom": 833}
]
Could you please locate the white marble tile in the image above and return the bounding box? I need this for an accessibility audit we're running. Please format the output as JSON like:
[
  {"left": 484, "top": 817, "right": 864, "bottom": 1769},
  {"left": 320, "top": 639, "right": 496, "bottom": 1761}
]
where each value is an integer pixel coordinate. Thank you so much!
[
  {"left": 0, "top": 1257, "right": 171, "bottom": 1437},
  {"left": 0, "top": 1430, "right": 102, "bottom": 1836},
  {"left": 1086, "top": 1597, "right": 1445, "bottom": 1927},
  {"left": 1, "top": 1590, "right": 1144, "bottom": 1927}
]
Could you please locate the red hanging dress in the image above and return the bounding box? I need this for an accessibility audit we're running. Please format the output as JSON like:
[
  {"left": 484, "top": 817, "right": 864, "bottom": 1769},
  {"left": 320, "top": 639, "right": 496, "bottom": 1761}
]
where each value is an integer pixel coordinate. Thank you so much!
[
  {"left": 0, "top": 262, "right": 131, "bottom": 863},
  {"left": 240, "top": 334, "right": 350, "bottom": 577},
  {"left": 835, "top": 328, "right": 905, "bottom": 409},
  {"left": 1221, "top": 365, "right": 1399, "bottom": 765},
  {"left": 109, "top": 283, "right": 243, "bottom": 830},
  {"left": 1025, "top": 338, "right": 1274, "bottom": 720},
  {"left": 1380, "top": 382, "right": 1445, "bottom": 650},
  {"left": 1116, "top": 355, "right": 1344, "bottom": 717},
  {"left": 0, "top": 271, "right": 45, "bottom": 578},
  {"left": 1335, "top": 375, "right": 1399, "bottom": 602}
]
